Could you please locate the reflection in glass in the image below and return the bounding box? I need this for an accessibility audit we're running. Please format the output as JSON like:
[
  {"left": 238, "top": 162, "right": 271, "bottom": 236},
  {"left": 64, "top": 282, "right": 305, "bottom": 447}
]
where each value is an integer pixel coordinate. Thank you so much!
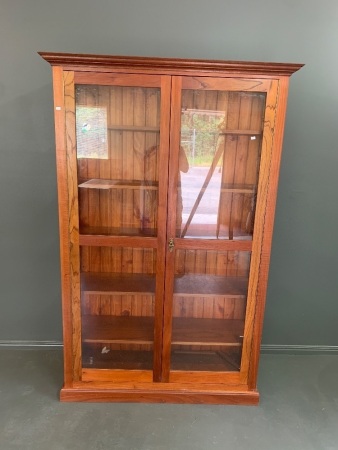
[
  {"left": 80, "top": 246, "right": 157, "bottom": 370},
  {"left": 75, "top": 85, "right": 161, "bottom": 237},
  {"left": 76, "top": 106, "right": 108, "bottom": 159},
  {"left": 177, "top": 91, "right": 266, "bottom": 239},
  {"left": 170, "top": 249, "right": 251, "bottom": 372}
]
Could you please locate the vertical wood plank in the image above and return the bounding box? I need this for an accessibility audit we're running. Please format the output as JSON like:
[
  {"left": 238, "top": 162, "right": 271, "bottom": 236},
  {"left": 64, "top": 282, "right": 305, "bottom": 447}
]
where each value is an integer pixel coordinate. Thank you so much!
[
  {"left": 122, "top": 87, "right": 134, "bottom": 232},
  {"left": 218, "top": 92, "right": 240, "bottom": 239},
  {"left": 110, "top": 87, "right": 123, "bottom": 232},
  {"left": 231, "top": 94, "right": 252, "bottom": 237}
]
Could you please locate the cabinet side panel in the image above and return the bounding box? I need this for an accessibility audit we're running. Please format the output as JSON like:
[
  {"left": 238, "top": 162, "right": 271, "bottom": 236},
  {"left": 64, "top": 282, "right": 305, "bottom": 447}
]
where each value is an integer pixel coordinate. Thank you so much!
[
  {"left": 64, "top": 71, "right": 82, "bottom": 382},
  {"left": 247, "top": 77, "right": 290, "bottom": 389},
  {"left": 240, "top": 79, "right": 288, "bottom": 387},
  {"left": 52, "top": 67, "right": 73, "bottom": 386}
]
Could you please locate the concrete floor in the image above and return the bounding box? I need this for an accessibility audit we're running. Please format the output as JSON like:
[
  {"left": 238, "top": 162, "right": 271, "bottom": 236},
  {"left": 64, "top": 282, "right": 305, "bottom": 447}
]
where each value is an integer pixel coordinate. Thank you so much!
[{"left": 0, "top": 349, "right": 337, "bottom": 450}]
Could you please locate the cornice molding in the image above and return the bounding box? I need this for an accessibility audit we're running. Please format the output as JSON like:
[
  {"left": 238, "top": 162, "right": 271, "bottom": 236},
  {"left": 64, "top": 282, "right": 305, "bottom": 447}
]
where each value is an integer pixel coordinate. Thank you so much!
[{"left": 39, "top": 52, "right": 303, "bottom": 77}]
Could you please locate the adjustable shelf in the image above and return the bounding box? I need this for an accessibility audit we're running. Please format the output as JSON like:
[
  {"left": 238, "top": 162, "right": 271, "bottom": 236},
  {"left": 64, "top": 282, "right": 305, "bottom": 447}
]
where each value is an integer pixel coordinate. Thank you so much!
[
  {"left": 79, "top": 226, "right": 157, "bottom": 238},
  {"left": 81, "top": 272, "right": 248, "bottom": 298},
  {"left": 221, "top": 184, "right": 256, "bottom": 194},
  {"left": 108, "top": 125, "right": 160, "bottom": 132},
  {"left": 78, "top": 179, "right": 158, "bottom": 190},
  {"left": 82, "top": 315, "right": 244, "bottom": 347},
  {"left": 174, "top": 274, "right": 247, "bottom": 297},
  {"left": 81, "top": 272, "right": 156, "bottom": 296},
  {"left": 82, "top": 348, "right": 240, "bottom": 372}
]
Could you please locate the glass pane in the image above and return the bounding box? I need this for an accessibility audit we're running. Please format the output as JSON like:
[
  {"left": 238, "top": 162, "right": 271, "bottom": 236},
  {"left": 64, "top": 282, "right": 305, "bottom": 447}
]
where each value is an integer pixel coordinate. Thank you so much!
[
  {"left": 80, "top": 246, "right": 157, "bottom": 370},
  {"left": 170, "top": 250, "right": 250, "bottom": 372},
  {"left": 177, "top": 90, "right": 266, "bottom": 239},
  {"left": 76, "top": 85, "right": 161, "bottom": 237}
]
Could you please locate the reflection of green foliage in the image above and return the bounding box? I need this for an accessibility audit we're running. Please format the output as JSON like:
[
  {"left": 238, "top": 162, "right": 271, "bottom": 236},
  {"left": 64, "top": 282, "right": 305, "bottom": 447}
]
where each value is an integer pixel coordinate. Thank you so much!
[
  {"left": 76, "top": 106, "right": 108, "bottom": 159},
  {"left": 181, "top": 112, "right": 224, "bottom": 166}
]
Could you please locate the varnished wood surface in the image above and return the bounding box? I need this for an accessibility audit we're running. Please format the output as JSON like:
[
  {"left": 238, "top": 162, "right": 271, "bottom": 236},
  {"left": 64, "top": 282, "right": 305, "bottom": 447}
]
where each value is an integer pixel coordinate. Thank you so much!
[
  {"left": 81, "top": 272, "right": 248, "bottom": 297},
  {"left": 39, "top": 52, "right": 303, "bottom": 77},
  {"left": 247, "top": 77, "right": 291, "bottom": 389},
  {"left": 74, "top": 72, "right": 163, "bottom": 86},
  {"left": 43, "top": 52, "right": 302, "bottom": 403},
  {"left": 60, "top": 386, "right": 259, "bottom": 404},
  {"left": 174, "top": 239, "right": 252, "bottom": 251},
  {"left": 82, "top": 316, "right": 155, "bottom": 344},
  {"left": 181, "top": 77, "right": 271, "bottom": 92},
  {"left": 78, "top": 179, "right": 256, "bottom": 194},
  {"left": 78, "top": 179, "right": 158, "bottom": 190},
  {"left": 107, "top": 125, "right": 160, "bottom": 132},
  {"left": 81, "top": 272, "right": 156, "bottom": 295},
  {"left": 239, "top": 79, "right": 280, "bottom": 386},
  {"left": 79, "top": 233, "right": 158, "bottom": 246},
  {"left": 172, "top": 317, "right": 243, "bottom": 346},
  {"left": 52, "top": 66, "right": 74, "bottom": 387},
  {"left": 174, "top": 274, "right": 247, "bottom": 297},
  {"left": 221, "top": 184, "right": 256, "bottom": 193},
  {"left": 64, "top": 70, "right": 82, "bottom": 382},
  {"left": 82, "top": 315, "right": 244, "bottom": 347},
  {"left": 82, "top": 368, "right": 153, "bottom": 382},
  {"left": 81, "top": 349, "right": 239, "bottom": 372}
]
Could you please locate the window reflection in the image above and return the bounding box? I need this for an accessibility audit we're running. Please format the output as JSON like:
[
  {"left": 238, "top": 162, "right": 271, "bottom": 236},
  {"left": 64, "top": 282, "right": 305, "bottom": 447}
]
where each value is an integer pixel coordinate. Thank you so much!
[{"left": 76, "top": 106, "right": 108, "bottom": 159}]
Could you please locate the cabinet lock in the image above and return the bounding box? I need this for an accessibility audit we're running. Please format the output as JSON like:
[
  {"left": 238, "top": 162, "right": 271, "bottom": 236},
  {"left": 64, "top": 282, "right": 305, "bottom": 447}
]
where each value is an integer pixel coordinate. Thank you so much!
[{"left": 168, "top": 238, "right": 175, "bottom": 252}]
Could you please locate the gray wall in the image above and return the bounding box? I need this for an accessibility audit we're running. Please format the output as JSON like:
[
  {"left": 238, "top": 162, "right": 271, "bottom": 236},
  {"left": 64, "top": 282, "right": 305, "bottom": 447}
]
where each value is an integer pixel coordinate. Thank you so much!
[{"left": 1, "top": 0, "right": 337, "bottom": 346}]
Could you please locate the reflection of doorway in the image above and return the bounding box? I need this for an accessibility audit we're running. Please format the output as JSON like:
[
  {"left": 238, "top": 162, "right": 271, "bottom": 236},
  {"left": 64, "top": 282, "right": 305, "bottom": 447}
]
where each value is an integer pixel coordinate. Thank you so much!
[
  {"left": 180, "top": 108, "right": 224, "bottom": 238},
  {"left": 180, "top": 166, "right": 222, "bottom": 236}
]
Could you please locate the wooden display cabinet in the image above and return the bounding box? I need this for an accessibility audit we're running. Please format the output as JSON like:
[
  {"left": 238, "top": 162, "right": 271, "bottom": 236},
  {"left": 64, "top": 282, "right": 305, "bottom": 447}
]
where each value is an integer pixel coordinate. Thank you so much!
[{"left": 40, "top": 52, "right": 302, "bottom": 404}]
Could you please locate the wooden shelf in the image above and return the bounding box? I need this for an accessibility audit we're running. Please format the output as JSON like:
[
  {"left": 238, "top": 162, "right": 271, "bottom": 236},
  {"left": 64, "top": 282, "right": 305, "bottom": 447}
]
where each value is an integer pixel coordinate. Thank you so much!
[
  {"left": 81, "top": 272, "right": 248, "bottom": 297},
  {"left": 82, "top": 315, "right": 244, "bottom": 347},
  {"left": 177, "top": 183, "right": 256, "bottom": 195},
  {"left": 82, "top": 316, "right": 155, "bottom": 344},
  {"left": 108, "top": 125, "right": 160, "bottom": 132},
  {"left": 82, "top": 348, "right": 154, "bottom": 370},
  {"left": 221, "top": 183, "right": 256, "bottom": 194},
  {"left": 81, "top": 347, "right": 240, "bottom": 372},
  {"left": 80, "top": 226, "right": 156, "bottom": 237},
  {"left": 190, "top": 129, "right": 261, "bottom": 136},
  {"left": 171, "top": 350, "right": 241, "bottom": 371},
  {"left": 172, "top": 318, "right": 244, "bottom": 346},
  {"left": 182, "top": 129, "right": 261, "bottom": 136},
  {"left": 181, "top": 230, "right": 253, "bottom": 240},
  {"left": 220, "top": 129, "right": 261, "bottom": 136},
  {"left": 78, "top": 179, "right": 158, "bottom": 190},
  {"left": 81, "top": 272, "right": 156, "bottom": 295},
  {"left": 174, "top": 274, "right": 247, "bottom": 297}
]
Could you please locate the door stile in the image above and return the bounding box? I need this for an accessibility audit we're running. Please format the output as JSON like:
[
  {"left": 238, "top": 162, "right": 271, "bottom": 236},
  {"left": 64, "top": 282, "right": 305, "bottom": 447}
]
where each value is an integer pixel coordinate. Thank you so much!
[
  {"left": 152, "top": 75, "right": 172, "bottom": 381},
  {"left": 160, "top": 76, "right": 183, "bottom": 382},
  {"left": 63, "top": 71, "right": 82, "bottom": 382}
]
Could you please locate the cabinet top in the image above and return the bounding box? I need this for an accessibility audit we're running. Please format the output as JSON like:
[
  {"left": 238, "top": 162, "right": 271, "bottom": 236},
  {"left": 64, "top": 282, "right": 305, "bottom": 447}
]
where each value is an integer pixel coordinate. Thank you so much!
[{"left": 39, "top": 52, "right": 303, "bottom": 77}]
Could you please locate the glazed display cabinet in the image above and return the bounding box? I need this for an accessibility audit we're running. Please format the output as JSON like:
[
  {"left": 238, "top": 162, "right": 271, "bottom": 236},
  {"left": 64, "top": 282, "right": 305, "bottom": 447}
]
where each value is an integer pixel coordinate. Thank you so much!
[{"left": 40, "top": 52, "right": 302, "bottom": 404}]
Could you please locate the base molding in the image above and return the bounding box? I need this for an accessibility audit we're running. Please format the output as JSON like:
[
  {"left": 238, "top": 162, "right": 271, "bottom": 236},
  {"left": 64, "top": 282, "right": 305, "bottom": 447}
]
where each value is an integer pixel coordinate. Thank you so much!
[{"left": 60, "top": 386, "right": 259, "bottom": 405}]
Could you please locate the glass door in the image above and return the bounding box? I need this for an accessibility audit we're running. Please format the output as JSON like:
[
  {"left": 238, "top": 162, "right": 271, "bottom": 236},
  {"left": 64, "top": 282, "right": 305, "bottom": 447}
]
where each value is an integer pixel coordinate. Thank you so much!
[
  {"left": 73, "top": 74, "right": 171, "bottom": 380},
  {"left": 163, "top": 76, "right": 270, "bottom": 381}
]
